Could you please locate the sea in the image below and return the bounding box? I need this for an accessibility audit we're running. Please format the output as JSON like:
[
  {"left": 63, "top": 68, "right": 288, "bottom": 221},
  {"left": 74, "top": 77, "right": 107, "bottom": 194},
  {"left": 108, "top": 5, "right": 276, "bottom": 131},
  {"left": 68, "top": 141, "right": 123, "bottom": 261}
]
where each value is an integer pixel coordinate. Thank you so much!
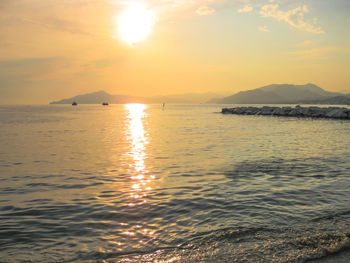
[{"left": 0, "top": 104, "right": 350, "bottom": 263}]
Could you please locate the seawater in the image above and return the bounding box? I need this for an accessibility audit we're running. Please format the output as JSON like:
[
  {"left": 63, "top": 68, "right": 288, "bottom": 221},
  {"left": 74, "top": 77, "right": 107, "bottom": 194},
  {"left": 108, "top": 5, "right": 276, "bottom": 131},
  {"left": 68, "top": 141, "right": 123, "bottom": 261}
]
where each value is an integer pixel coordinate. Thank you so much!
[{"left": 0, "top": 104, "right": 350, "bottom": 263}]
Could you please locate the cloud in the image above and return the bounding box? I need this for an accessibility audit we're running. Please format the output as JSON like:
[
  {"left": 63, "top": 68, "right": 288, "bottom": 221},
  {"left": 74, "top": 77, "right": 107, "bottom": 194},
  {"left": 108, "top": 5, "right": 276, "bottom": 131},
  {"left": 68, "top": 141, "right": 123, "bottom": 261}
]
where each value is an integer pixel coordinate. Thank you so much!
[
  {"left": 237, "top": 5, "right": 253, "bottom": 13},
  {"left": 258, "top": 26, "right": 269, "bottom": 32},
  {"left": 288, "top": 46, "right": 337, "bottom": 60},
  {"left": 296, "top": 40, "right": 314, "bottom": 48},
  {"left": 0, "top": 57, "right": 78, "bottom": 83},
  {"left": 21, "top": 17, "right": 94, "bottom": 37},
  {"left": 196, "top": 6, "right": 216, "bottom": 16},
  {"left": 0, "top": 57, "right": 63, "bottom": 74},
  {"left": 260, "top": 4, "right": 324, "bottom": 34}
]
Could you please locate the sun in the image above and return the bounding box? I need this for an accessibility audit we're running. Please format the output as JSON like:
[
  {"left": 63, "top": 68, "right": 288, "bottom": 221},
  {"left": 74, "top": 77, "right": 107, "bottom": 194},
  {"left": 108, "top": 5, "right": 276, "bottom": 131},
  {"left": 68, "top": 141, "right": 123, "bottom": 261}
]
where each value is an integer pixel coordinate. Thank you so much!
[{"left": 118, "top": 3, "right": 155, "bottom": 45}]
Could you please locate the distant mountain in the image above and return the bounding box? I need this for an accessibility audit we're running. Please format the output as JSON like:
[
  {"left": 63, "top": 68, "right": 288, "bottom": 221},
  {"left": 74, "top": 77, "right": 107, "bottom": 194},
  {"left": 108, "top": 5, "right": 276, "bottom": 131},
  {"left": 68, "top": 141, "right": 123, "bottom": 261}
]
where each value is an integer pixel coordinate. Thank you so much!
[
  {"left": 50, "top": 91, "right": 224, "bottom": 104},
  {"left": 304, "top": 94, "right": 350, "bottom": 105},
  {"left": 50, "top": 91, "right": 146, "bottom": 104},
  {"left": 210, "top": 84, "right": 342, "bottom": 104},
  {"left": 50, "top": 86, "right": 348, "bottom": 105}
]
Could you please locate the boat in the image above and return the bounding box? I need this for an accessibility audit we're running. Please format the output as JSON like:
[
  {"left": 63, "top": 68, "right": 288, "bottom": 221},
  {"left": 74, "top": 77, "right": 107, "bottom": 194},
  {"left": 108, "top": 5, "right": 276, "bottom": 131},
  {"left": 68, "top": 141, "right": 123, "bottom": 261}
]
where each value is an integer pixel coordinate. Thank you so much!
[
  {"left": 102, "top": 102, "right": 109, "bottom": 106},
  {"left": 72, "top": 101, "right": 78, "bottom": 106}
]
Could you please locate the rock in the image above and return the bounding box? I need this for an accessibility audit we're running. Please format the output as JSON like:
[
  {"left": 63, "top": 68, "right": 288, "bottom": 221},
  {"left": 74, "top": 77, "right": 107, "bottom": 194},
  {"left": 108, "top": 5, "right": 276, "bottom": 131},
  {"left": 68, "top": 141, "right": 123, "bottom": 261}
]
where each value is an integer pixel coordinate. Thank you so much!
[
  {"left": 281, "top": 107, "right": 292, "bottom": 115},
  {"left": 245, "top": 107, "right": 259, "bottom": 115},
  {"left": 325, "top": 108, "right": 348, "bottom": 119},
  {"left": 221, "top": 106, "right": 350, "bottom": 120},
  {"left": 288, "top": 109, "right": 296, "bottom": 116},
  {"left": 300, "top": 107, "right": 310, "bottom": 116},
  {"left": 260, "top": 106, "right": 276, "bottom": 115},
  {"left": 236, "top": 107, "right": 247, "bottom": 114},
  {"left": 272, "top": 108, "right": 282, "bottom": 115},
  {"left": 222, "top": 108, "right": 233, "bottom": 114}
]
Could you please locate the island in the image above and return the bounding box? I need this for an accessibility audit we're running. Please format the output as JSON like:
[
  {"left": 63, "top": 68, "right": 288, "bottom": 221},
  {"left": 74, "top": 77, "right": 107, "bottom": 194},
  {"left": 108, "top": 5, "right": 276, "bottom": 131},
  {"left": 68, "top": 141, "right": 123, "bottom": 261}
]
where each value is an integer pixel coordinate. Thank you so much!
[{"left": 222, "top": 105, "right": 350, "bottom": 119}]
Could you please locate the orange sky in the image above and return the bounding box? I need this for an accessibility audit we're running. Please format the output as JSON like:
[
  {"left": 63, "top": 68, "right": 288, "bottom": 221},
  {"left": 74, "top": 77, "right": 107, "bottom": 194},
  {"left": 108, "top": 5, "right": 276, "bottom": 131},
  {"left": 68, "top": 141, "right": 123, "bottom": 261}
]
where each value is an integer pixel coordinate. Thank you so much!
[{"left": 0, "top": 0, "right": 349, "bottom": 104}]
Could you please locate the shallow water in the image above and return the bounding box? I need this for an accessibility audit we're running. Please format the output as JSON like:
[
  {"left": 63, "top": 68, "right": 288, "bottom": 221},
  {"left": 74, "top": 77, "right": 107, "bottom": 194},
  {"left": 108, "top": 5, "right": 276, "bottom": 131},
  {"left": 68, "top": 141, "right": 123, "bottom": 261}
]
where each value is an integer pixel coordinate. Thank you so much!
[{"left": 0, "top": 104, "right": 350, "bottom": 262}]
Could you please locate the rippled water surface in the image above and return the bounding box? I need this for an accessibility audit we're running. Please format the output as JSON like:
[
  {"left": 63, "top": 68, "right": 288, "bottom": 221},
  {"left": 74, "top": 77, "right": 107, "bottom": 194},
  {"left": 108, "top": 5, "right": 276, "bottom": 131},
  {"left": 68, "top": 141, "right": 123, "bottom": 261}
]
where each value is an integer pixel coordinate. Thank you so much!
[{"left": 0, "top": 104, "right": 350, "bottom": 262}]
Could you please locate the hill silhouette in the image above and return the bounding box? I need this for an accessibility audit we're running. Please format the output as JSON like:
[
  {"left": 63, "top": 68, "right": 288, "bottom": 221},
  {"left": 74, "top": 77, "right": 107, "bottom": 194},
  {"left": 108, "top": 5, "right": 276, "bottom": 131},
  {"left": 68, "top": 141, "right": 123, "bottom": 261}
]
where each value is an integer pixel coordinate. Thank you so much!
[
  {"left": 210, "top": 84, "right": 346, "bottom": 104},
  {"left": 50, "top": 85, "right": 350, "bottom": 105},
  {"left": 50, "top": 91, "right": 146, "bottom": 104}
]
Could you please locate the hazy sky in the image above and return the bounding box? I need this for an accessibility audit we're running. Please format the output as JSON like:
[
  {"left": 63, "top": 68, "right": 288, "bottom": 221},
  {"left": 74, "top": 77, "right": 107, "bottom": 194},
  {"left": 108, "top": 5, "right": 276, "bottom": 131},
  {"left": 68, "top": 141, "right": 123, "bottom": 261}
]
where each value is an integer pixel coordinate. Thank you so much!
[{"left": 0, "top": 0, "right": 349, "bottom": 104}]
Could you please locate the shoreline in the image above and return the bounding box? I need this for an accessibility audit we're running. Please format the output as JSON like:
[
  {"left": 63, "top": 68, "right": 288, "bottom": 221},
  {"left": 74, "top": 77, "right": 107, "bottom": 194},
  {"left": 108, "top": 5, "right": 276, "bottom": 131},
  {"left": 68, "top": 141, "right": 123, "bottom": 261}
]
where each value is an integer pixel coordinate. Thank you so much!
[{"left": 222, "top": 105, "right": 350, "bottom": 119}]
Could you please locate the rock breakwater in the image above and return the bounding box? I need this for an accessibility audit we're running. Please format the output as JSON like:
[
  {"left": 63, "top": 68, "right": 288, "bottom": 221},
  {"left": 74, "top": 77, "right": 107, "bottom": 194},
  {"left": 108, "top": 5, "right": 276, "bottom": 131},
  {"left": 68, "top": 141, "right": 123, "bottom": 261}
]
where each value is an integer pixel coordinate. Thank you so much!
[{"left": 222, "top": 105, "right": 350, "bottom": 119}]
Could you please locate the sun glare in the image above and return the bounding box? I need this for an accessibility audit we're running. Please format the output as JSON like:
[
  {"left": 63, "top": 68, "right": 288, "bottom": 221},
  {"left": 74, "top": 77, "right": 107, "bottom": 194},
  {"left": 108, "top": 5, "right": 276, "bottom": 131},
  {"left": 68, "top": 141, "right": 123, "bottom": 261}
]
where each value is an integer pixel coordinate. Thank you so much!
[{"left": 118, "top": 3, "right": 155, "bottom": 45}]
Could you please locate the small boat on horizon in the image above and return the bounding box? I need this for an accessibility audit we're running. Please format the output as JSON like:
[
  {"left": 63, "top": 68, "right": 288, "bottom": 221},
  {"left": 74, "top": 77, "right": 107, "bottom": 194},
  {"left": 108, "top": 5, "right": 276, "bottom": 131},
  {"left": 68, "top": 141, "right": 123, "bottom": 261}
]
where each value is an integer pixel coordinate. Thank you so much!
[
  {"left": 102, "top": 102, "right": 109, "bottom": 106},
  {"left": 72, "top": 101, "right": 78, "bottom": 106}
]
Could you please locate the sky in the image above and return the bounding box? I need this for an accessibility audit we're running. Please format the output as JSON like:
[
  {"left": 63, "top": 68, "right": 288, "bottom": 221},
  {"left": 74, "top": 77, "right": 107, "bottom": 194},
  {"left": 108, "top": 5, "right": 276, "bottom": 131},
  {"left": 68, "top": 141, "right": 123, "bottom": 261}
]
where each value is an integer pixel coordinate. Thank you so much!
[{"left": 0, "top": 0, "right": 349, "bottom": 104}]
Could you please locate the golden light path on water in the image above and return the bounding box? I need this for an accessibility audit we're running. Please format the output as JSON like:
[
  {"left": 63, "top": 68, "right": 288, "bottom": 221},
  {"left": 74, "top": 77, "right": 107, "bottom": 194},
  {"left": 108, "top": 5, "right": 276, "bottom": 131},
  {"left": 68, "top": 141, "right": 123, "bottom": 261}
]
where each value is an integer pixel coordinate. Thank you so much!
[{"left": 123, "top": 104, "right": 155, "bottom": 241}]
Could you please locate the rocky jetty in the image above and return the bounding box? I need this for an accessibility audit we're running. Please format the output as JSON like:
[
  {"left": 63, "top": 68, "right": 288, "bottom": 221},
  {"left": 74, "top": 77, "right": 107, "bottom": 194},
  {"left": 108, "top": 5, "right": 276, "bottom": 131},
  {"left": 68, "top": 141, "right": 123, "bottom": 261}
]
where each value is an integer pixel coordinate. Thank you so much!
[{"left": 222, "top": 105, "right": 350, "bottom": 119}]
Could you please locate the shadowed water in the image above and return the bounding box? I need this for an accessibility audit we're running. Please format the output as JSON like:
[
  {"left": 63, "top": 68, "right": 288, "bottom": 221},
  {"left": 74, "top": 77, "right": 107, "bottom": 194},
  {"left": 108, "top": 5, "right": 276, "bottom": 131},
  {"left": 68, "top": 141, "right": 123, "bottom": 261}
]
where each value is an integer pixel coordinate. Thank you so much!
[{"left": 0, "top": 104, "right": 350, "bottom": 262}]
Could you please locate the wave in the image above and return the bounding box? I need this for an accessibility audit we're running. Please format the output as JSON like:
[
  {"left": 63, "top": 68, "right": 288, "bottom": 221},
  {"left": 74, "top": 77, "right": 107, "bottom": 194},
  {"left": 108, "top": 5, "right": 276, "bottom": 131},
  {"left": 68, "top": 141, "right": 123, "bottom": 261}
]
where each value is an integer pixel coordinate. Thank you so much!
[{"left": 103, "top": 225, "right": 350, "bottom": 263}]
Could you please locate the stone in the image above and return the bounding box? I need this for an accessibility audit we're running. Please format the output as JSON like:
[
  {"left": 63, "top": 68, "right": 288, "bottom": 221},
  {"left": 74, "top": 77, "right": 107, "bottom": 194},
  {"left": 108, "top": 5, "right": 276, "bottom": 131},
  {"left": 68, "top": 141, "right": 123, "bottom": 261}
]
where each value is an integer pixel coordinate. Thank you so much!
[
  {"left": 221, "top": 106, "right": 350, "bottom": 120},
  {"left": 325, "top": 108, "right": 348, "bottom": 119}
]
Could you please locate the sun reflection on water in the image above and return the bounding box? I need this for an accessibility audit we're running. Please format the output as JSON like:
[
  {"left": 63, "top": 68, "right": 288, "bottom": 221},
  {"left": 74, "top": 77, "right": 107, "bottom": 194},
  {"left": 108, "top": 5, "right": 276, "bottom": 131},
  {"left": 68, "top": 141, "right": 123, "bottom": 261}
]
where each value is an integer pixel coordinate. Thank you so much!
[
  {"left": 120, "top": 104, "right": 158, "bottom": 246},
  {"left": 125, "top": 104, "right": 152, "bottom": 205}
]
